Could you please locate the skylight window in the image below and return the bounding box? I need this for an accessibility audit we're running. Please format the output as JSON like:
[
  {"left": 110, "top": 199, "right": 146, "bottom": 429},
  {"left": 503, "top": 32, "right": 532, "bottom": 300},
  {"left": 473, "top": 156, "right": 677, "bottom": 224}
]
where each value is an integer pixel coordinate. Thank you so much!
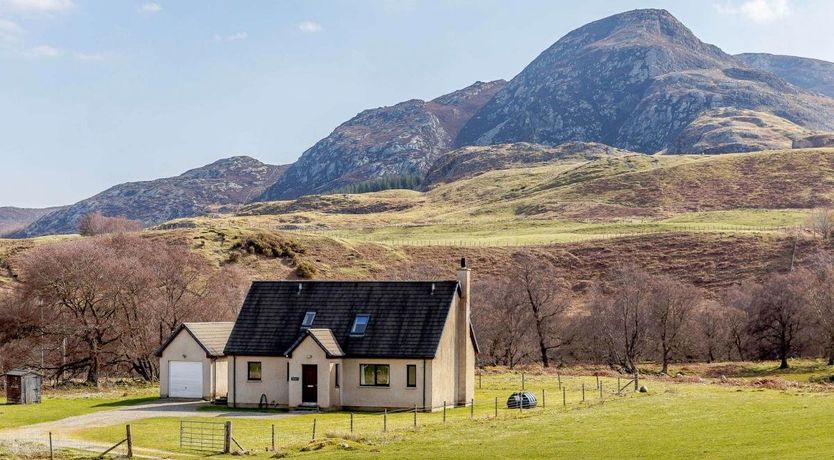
[
  {"left": 351, "top": 314, "right": 370, "bottom": 336},
  {"left": 302, "top": 311, "right": 316, "bottom": 327}
]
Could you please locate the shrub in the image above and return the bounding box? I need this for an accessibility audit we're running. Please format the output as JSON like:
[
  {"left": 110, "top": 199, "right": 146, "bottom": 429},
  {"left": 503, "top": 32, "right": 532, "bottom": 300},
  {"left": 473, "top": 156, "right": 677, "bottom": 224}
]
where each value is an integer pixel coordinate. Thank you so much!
[{"left": 295, "top": 260, "right": 317, "bottom": 279}]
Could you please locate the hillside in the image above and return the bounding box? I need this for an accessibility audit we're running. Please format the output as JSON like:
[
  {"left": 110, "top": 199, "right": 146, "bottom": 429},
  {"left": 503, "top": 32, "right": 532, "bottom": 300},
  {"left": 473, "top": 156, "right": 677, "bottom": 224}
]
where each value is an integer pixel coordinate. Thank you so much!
[
  {"left": 666, "top": 108, "right": 813, "bottom": 154},
  {"left": 6, "top": 148, "right": 834, "bottom": 299},
  {"left": 13, "top": 156, "right": 287, "bottom": 238},
  {"left": 258, "top": 80, "right": 506, "bottom": 200},
  {"left": 425, "top": 142, "right": 636, "bottom": 184},
  {"left": 455, "top": 9, "right": 834, "bottom": 153},
  {"left": 0, "top": 207, "right": 62, "bottom": 236},
  {"left": 738, "top": 53, "right": 834, "bottom": 98},
  {"left": 241, "top": 148, "right": 834, "bottom": 228}
]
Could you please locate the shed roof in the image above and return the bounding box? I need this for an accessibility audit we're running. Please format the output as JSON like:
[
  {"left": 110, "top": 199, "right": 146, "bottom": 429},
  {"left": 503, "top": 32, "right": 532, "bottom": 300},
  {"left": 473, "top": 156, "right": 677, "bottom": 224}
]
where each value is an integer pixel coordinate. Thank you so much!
[
  {"left": 4, "top": 369, "right": 42, "bottom": 377},
  {"left": 155, "top": 321, "right": 235, "bottom": 358},
  {"left": 224, "top": 281, "right": 461, "bottom": 359}
]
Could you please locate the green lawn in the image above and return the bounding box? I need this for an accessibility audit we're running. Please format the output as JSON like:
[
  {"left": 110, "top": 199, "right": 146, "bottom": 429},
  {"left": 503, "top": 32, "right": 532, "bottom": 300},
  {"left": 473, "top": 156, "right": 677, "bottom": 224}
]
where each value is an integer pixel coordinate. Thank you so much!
[
  {"left": 69, "top": 370, "right": 834, "bottom": 459},
  {"left": 0, "top": 388, "right": 157, "bottom": 431}
]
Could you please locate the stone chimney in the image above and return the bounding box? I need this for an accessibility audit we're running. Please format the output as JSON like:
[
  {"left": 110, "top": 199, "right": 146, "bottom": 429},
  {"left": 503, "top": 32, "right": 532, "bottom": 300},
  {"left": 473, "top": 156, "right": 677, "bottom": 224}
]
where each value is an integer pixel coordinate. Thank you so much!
[{"left": 455, "top": 257, "right": 474, "bottom": 405}]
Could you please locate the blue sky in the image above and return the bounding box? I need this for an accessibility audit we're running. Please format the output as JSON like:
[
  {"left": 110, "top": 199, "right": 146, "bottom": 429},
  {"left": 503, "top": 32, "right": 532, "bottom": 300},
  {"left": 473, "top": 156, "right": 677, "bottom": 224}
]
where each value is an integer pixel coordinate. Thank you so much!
[{"left": 1, "top": 0, "right": 832, "bottom": 207}]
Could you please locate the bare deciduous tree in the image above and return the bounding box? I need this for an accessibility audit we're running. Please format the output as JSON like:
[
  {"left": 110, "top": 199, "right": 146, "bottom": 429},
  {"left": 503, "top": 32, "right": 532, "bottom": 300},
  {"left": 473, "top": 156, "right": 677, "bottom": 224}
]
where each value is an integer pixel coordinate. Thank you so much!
[
  {"left": 473, "top": 276, "right": 533, "bottom": 368},
  {"left": 695, "top": 301, "right": 728, "bottom": 363},
  {"left": 78, "top": 212, "right": 142, "bottom": 236},
  {"left": 13, "top": 234, "right": 246, "bottom": 385},
  {"left": 746, "top": 271, "right": 810, "bottom": 369},
  {"left": 806, "top": 258, "right": 834, "bottom": 364},
  {"left": 586, "top": 266, "right": 653, "bottom": 374},
  {"left": 648, "top": 275, "right": 701, "bottom": 374},
  {"left": 512, "top": 253, "right": 572, "bottom": 367}
]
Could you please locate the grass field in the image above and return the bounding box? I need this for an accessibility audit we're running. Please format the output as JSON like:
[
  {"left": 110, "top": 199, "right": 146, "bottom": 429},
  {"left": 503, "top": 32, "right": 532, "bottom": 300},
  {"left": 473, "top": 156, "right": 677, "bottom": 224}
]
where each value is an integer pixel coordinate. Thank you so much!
[{"left": 63, "top": 363, "right": 834, "bottom": 459}]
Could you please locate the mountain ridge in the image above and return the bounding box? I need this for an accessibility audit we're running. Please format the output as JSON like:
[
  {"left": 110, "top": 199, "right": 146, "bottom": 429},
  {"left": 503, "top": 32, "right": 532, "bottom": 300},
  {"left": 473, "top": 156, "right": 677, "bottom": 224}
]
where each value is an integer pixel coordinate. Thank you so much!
[
  {"left": 257, "top": 80, "right": 506, "bottom": 201},
  {"left": 456, "top": 9, "right": 834, "bottom": 153},
  {"left": 13, "top": 156, "right": 287, "bottom": 238}
]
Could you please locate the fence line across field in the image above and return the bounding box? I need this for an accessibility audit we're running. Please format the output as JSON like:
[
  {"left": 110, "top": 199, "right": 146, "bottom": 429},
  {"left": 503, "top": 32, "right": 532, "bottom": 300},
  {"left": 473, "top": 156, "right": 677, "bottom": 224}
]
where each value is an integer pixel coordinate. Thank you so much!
[
  {"left": 264, "top": 223, "right": 805, "bottom": 248},
  {"left": 1, "top": 373, "right": 639, "bottom": 457},
  {"left": 0, "top": 431, "right": 129, "bottom": 459},
  {"left": 190, "top": 373, "right": 633, "bottom": 455}
]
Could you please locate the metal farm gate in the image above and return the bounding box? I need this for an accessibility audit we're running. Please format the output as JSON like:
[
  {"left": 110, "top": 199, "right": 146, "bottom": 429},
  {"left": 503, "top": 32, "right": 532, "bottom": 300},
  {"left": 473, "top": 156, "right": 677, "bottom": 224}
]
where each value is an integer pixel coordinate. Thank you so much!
[{"left": 179, "top": 420, "right": 229, "bottom": 453}]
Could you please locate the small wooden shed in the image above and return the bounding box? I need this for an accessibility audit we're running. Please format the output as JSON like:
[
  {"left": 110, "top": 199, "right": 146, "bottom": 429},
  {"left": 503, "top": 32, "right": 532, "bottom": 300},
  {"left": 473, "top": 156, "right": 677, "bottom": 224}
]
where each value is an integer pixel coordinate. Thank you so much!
[{"left": 4, "top": 369, "right": 43, "bottom": 404}]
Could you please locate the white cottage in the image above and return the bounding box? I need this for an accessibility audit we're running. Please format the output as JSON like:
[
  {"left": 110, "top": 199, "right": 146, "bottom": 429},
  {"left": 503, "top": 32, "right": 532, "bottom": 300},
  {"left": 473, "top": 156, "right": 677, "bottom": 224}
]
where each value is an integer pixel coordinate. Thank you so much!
[{"left": 222, "top": 260, "right": 477, "bottom": 411}]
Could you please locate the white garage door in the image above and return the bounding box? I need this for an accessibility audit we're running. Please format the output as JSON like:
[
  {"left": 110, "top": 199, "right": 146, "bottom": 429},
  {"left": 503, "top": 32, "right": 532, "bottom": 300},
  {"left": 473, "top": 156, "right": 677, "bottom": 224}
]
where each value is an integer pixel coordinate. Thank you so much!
[{"left": 169, "top": 361, "right": 203, "bottom": 398}]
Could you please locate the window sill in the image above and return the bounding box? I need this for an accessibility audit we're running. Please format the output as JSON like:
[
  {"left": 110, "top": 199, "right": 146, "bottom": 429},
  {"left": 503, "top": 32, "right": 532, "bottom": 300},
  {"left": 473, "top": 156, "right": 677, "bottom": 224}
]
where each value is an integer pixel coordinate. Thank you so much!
[{"left": 359, "top": 385, "right": 390, "bottom": 388}]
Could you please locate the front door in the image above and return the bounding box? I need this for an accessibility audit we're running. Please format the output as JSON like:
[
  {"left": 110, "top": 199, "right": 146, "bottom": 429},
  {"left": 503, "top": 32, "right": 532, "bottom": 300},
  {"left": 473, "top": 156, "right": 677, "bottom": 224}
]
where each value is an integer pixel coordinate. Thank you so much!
[{"left": 302, "top": 365, "right": 318, "bottom": 404}]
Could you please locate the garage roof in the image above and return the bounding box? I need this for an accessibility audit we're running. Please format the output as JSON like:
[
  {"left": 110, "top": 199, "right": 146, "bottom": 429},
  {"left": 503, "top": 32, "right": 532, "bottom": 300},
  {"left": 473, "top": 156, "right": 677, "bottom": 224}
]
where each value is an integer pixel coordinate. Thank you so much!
[{"left": 155, "top": 322, "right": 235, "bottom": 358}]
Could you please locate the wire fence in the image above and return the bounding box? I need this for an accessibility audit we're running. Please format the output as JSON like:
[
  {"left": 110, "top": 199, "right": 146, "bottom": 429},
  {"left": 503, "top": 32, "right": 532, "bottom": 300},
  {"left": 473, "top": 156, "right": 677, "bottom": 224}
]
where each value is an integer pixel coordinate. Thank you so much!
[
  {"left": 197, "top": 372, "right": 634, "bottom": 455},
  {"left": 257, "top": 223, "right": 807, "bottom": 248},
  {"left": 0, "top": 431, "right": 129, "bottom": 459},
  {"left": 0, "top": 373, "right": 648, "bottom": 457}
]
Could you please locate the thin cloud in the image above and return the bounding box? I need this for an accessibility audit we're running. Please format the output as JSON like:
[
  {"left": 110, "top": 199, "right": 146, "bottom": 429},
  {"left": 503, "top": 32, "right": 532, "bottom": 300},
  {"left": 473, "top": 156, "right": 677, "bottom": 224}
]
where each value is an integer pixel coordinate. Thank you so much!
[
  {"left": 139, "top": 2, "right": 161, "bottom": 14},
  {"left": 0, "top": 18, "right": 22, "bottom": 40},
  {"left": 0, "top": 0, "right": 74, "bottom": 12},
  {"left": 27, "top": 44, "right": 61, "bottom": 57},
  {"left": 72, "top": 50, "right": 104, "bottom": 61},
  {"left": 297, "top": 21, "right": 322, "bottom": 33},
  {"left": 714, "top": 0, "right": 791, "bottom": 24},
  {"left": 213, "top": 31, "right": 247, "bottom": 42}
]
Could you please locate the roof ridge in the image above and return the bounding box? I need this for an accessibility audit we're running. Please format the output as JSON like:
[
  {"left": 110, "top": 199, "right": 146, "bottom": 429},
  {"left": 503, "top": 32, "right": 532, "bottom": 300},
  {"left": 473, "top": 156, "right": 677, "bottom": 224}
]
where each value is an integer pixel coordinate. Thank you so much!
[{"left": 251, "top": 280, "right": 458, "bottom": 283}]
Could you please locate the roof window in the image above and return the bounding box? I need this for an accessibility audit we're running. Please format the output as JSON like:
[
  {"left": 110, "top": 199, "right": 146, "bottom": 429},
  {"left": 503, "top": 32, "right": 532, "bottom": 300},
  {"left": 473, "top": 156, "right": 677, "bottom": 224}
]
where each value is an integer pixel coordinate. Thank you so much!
[
  {"left": 301, "top": 311, "right": 316, "bottom": 327},
  {"left": 351, "top": 314, "right": 370, "bottom": 336}
]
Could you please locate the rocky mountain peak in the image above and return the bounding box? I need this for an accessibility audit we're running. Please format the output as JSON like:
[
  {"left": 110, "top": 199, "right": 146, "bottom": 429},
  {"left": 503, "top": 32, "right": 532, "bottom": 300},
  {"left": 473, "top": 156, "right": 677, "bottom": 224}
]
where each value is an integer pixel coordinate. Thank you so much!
[
  {"left": 180, "top": 155, "right": 284, "bottom": 181},
  {"left": 456, "top": 9, "right": 834, "bottom": 153},
  {"left": 257, "top": 80, "right": 506, "bottom": 201}
]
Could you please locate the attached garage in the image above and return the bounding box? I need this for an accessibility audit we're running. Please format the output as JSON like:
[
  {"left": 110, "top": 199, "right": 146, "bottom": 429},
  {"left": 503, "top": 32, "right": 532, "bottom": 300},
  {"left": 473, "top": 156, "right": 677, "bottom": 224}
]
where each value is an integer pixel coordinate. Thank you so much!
[
  {"left": 168, "top": 361, "right": 204, "bottom": 398},
  {"left": 156, "top": 322, "right": 234, "bottom": 401}
]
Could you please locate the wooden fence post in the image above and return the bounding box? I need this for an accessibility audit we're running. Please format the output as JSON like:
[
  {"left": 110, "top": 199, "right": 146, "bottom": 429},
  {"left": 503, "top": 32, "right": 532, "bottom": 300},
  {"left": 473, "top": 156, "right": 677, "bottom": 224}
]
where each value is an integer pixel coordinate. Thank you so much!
[
  {"left": 48, "top": 432, "right": 53, "bottom": 460},
  {"left": 271, "top": 424, "right": 275, "bottom": 452},
  {"left": 596, "top": 375, "right": 600, "bottom": 390},
  {"left": 312, "top": 418, "right": 317, "bottom": 440},
  {"left": 350, "top": 413, "right": 354, "bottom": 433},
  {"left": 126, "top": 424, "right": 133, "bottom": 458},
  {"left": 582, "top": 383, "right": 585, "bottom": 402},
  {"left": 479, "top": 373, "right": 482, "bottom": 389},
  {"left": 470, "top": 399, "right": 474, "bottom": 419},
  {"left": 494, "top": 397, "right": 498, "bottom": 418},
  {"left": 542, "top": 389, "right": 545, "bottom": 408},
  {"left": 414, "top": 405, "right": 417, "bottom": 429},
  {"left": 618, "top": 377, "right": 621, "bottom": 395},
  {"left": 384, "top": 409, "right": 387, "bottom": 433},
  {"left": 443, "top": 401, "right": 447, "bottom": 423},
  {"left": 224, "top": 421, "right": 232, "bottom": 454}
]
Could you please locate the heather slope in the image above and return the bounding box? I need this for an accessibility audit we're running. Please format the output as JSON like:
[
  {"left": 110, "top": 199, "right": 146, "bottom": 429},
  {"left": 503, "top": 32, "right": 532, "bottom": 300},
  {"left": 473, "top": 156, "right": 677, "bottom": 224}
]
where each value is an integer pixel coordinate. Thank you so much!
[{"left": 14, "top": 156, "right": 287, "bottom": 237}]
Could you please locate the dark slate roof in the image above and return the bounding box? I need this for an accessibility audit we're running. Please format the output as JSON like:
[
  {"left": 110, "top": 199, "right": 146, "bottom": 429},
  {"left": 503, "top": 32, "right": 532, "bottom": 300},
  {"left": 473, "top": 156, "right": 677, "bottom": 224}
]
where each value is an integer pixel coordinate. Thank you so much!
[{"left": 224, "top": 281, "right": 460, "bottom": 359}]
